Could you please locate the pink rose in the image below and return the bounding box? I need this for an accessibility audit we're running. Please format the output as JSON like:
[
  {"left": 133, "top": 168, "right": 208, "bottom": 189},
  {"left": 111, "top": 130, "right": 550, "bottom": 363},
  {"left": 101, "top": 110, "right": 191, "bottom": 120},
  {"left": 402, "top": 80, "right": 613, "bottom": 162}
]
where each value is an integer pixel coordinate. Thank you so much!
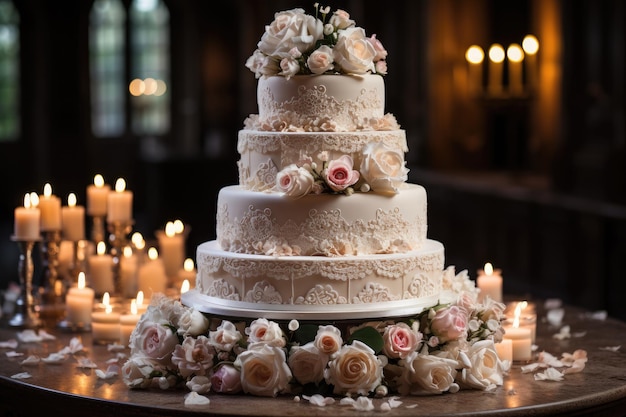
[
  {"left": 314, "top": 324, "right": 343, "bottom": 356},
  {"left": 368, "top": 34, "right": 388, "bottom": 61},
  {"left": 307, "top": 45, "right": 334, "bottom": 74},
  {"left": 246, "top": 318, "right": 286, "bottom": 348},
  {"left": 209, "top": 320, "right": 242, "bottom": 352},
  {"left": 257, "top": 8, "right": 323, "bottom": 59},
  {"left": 323, "top": 155, "right": 360, "bottom": 192},
  {"left": 279, "top": 57, "right": 300, "bottom": 79},
  {"left": 430, "top": 306, "right": 468, "bottom": 343},
  {"left": 382, "top": 322, "right": 421, "bottom": 359},
  {"left": 276, "top": 164, "right": 315, "bottom": 198},
  {"left": 329, "top": 9, "right": 355, "bottom": 29},
  {"left": 130, "top": 320, "right": 179, "bottom": 364},
  {"left": 171, "top": 335, "right": 215, "bottom": 378},
  {"left": 211, "top": 364, "right": 243, "bottom": 394}
]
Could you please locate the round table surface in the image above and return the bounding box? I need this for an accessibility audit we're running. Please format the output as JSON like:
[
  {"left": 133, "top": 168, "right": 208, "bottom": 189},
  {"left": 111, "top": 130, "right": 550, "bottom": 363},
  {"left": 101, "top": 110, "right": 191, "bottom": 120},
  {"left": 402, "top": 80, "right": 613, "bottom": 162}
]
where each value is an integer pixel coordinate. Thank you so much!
[{"left": 1, "top": 301, "right": 625, "bottom": 417}]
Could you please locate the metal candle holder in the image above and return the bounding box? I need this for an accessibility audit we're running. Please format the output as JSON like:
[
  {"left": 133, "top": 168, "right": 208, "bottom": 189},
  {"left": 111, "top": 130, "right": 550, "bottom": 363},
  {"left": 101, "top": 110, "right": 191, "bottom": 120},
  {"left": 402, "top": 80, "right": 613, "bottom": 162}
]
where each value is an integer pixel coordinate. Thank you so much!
[
  {"left": 39, "top": 229, "right": 66, "bottom": 323},
  {"left": 9, "top": 236, "right": 42, "bottom": 328},
  {"left": 91, "top": 215, "right": 105, "bottom": 244},
  {"left": 107, "top": 219, "right": 134, "bottom": 296}
]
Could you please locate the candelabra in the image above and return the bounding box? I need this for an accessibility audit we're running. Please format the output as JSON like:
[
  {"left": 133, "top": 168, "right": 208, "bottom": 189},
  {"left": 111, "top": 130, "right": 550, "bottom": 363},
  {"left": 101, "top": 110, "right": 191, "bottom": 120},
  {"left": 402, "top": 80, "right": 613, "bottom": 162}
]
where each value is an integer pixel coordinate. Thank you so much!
[
  {"left": 39, "top": 230, "right": 66, "bottom": 322},
  {"left": 108, "top": 219, "right": 133, "bottom": 296},
  {"left": 9, "top": 237, "right": 42, "bottom": 328},
  {"left": 91, "top": 215, "right": 105, "bottom": 243}
]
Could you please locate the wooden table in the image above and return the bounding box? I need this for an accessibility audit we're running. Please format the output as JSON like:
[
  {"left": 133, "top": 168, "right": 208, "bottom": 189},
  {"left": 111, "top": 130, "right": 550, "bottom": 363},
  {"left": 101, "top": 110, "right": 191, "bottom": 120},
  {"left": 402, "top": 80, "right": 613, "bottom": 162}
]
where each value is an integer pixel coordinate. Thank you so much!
[{"left": 1, "top": 302, "right": 625, "bottom": 417}]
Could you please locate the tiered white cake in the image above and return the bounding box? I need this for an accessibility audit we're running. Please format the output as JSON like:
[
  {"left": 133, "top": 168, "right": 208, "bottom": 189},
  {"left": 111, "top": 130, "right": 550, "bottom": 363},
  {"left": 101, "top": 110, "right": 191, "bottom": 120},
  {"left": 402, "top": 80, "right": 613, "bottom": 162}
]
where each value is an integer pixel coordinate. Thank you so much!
[{"left": 183, "top": 72, "right": 446, "bottom": 319}]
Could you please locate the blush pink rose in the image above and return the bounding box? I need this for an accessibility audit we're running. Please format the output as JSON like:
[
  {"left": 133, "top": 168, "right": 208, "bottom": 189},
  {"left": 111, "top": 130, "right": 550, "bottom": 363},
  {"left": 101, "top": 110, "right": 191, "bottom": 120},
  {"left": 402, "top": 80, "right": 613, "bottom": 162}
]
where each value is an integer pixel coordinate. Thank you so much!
[
  {"left": 211, "top": 364, "right": 243, "bottom": 394},
  {"left": 324, "top": 155, "right": 360, "bottom": 191},
  {"left": 430, "top": 306, "right": 468, "bottom": 343},
  {"left": 382, "top": 322, "right": 421, "bottom": 359},
  {"left": 171, "top": 335, "right": 215, "bottom": 378},
  {"left": 131, "top": 320, "right": 179, "bottom": 364},
  {"left": 367, "top": 34, "right": 388, "bottom": 61}
]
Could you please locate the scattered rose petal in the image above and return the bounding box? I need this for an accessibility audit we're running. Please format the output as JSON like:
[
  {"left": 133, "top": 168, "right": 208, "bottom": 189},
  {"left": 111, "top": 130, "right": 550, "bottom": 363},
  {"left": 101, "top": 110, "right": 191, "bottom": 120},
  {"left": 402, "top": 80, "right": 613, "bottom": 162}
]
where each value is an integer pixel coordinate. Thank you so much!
[
  {"left": 0, "top": 339, "right": 18, "bottom": 349},
  {"left": 106, "top": 357, "right": 121, "bottom": 364},
  {"left": 538, "top": 351, "right": 563, "bottom": 367},
  {"left": 534, "top": 368, "right": 564, "bottom": 381},
  {"left": 599, "top": 345, "right": 621, "bottom": 352},
  {"left": 37, "top": 330, "right": 56, "bottom": 341},
  {"left": 42, "top": 353, "right": 67, "bottom": 364},
  {"left": 386, "top": 396, "right": 402, "bottom": 409},
  {"left": 76, "top": 357, "right": 98, "bottom": 368},
  {"left": 20, "top": 355, "right": 40, "bottom": 365},
  {"left": 546, "top": 308, "right": 564, "bottom": 327},
  {"left": 11, "top": 372, "right": 32, "bottom": 379},
  {"left": 572, "top": 331, "right": 587, "bottom": 338},
  {"left": 107, "top": 343, "right": 125, "bottom": 352},
  {"left": 293, "top": 396, "right": 300, "bottom": 402},
  {"left": 5, "top": 351, "right": 23, "bottom": 358},
  {"left": 17, "top": 330, "right": 42, "bottom": 343},
  {"left": 552, "top": 325, "right": 571, "bottom": 340},
  {"left": 186, "top": 376, "right": 211, "bottom": 394},
  {"left": 561, "top": 349, "right": 588, "bottom": 365},
  {"left": 380, "top": 402, "right": 391, "bottom": 412},
  {"left": 352, "top": 396, "right": 375, "bottom": 411},
  {"left": 562, "top": 359, "right": 586, "bottom": 374},
  {"left": 544, "top": 299, "right": 562, "bottom": 310},
  {"left": 66, "top": 337, "right": 84, "bottom": 354},
  {"left": 406, "top": 404, "right": 418, "bottom": 409},
  {"left": 303, "top": 394, "right": 335, "bottom": 407},
  {"left": 339, "top": 397, "right": 356, "bottom": 406},
  {"left": 585, "top": 310, "right": 607, "bottom": 321},
  {"left": 520, "top": 363, "right": 543, "bottom": 373},
  {"left": 184, "top": 392, "right": 210, "bottom": 406},
  {"left": 96, "top": 365, "right": 119, "bottom": 379}
]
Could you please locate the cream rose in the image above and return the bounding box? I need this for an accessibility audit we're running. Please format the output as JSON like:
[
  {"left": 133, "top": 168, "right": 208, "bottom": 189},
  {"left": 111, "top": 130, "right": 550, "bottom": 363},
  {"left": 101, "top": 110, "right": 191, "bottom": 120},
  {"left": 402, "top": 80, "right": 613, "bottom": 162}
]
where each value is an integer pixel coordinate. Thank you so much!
[
  {"left": 234, "top": 344, "right": 292, "bottom": 397},
  {"left": 324, "top": 340, "right": 383, "bottom": 396},
  {"left": 130, "top": 320, "right": 179, "bottom": 364},
  {"left": 400, "top": 352, "right": 459, "bottom": 395},
  {"left": 276, "top": 164, "right": 315, "bottom": 198},
  {"left": 333, "top": 27, "right": 376, "bottom": 74},
  {"left": 323, "top": 155, "right": 360, "bottom": 192},
  {"left": 209, "top": 320, "right": 242, "bottom": 351},
  {"left": 171, "top": 335, "right": 215, "bottom": 378},
  {"left": 314, "top": 324, "right": 343, "bottom": 356},
  {"left": 457, "top": 340, "right": 505, "bottom": 390},
  {"left": 430, "top": 306, "right": 469, "bottom": 343},
  {"left": 176, "top": 308, "right": 209, "bottom": 337},
  {"left": 329, "top": 9, "right": 355, "bottom": 30},
  {"left": 307, "top": 45, "right": 334, "bottom": 74},
  {"left": 288, "top": 342, "right": 328, "bottom": 385},
  {"left": 245, "top": 49, "right": 280, "bottom": 78},
  {"left": 382, "top": 322, "right": 421, "bottom": 359},
  {"left": 279, "top": 56, "right": 300, "bottom": 79},
  {"left": 257, "top": 8, "right": 323, "bottom": 59},
  {"left": 121, "top": 356, "right": 157, "bottom": 388},
  {"left": 360, "top": 142, "right": 409, "bottom": 194},
  {"left": 246, "top": 318, "right": 286, "bottom": 348}
]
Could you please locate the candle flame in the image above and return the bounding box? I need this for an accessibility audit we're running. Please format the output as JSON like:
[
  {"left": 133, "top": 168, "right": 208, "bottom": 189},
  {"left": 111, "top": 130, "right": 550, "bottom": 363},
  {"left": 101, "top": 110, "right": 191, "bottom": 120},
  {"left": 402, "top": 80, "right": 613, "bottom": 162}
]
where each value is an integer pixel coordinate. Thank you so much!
[
  {"left": 174, "top": 219, "right": 184, "bottom": 234},
  {"left": 43, "top": 183, "right": 52, "bottom": 197},
  {"left": 30, "top": 192, "right": 39, "bottom": 207},
  {"left": 507, "top": 44, "right": 524, "bottom": 63},
  {"left": 23, "top": 193, "right": 31, "bottom": 209},
  {"left": 522, "top": 34, "right": 539, "bottom": 55},
  {"left": 102, "top": 292, "right": 110, "bottom": 307},
  {"left": 184, "top": 258, "right": 194, "bottom": 272},
  {"left": 94, "top": 174, "right": 105, "bottom": 188},
  {"left": 488, "top": 44, "right": 505, "bottom": 63},
  {"left": 513, "top": 302, "right": 524, "bottom": 328},
  {"left": 130, "top": 299, "right": 138, "bottom": 315},
  {"left": 465, "top": 45, "right": 484, "bottom": 64},
  {"left": 54, "top": 279, "right": 63, "bottom": 296},
  {"left": 136, "top": 290, "right": 144, "bottom": 307},
  {"left": 67, "top": 192, "right": 77, "bottom": 207},
  {"left": 97, "top": 241, "right": 107, "bottom": 256},
  {"left": 78, "top": 272, "right": 86, "bottom": 289},
  {"left": 148, "top": 247, "right": 159, "bottom": 260},
  {"left": 115, "top": 178, "right": 126, "bottom": 193},
  {"left": 484, "top": 262, "right": 494, "bottom": 275},
  {"left": 165, "top": 221, "right": 176, "bottom": 237},
  {"left": 123, "top": 245, "right": 133, "bottom": 257},
  {"left": 181, "top": 279, "right": 190, "bottom": 294},
  {"left": 105, "top": 304, "right": 113, "bottom": 314},
  {"left": 131, "top": 232, "right": 145, "bottom": 249}
]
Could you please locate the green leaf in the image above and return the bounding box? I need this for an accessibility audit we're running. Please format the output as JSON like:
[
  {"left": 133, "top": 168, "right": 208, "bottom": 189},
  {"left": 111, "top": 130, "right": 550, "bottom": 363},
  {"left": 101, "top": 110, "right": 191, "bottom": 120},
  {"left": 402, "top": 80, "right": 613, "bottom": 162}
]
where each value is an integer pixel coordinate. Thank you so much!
[{"left": 348, "top": 326, "right": 384, "bottom": 354}]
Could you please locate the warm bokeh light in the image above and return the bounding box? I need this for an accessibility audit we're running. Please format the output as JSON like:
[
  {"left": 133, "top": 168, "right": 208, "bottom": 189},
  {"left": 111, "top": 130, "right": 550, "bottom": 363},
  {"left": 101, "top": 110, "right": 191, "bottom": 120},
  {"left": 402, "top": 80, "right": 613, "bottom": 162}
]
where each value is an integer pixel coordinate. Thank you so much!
[
  {"left": 43, "top": 183, "right": 52, "bottom": 197},
  {"left": 67, "top": 192, "right": 77, "bottom": 207},
  {"left": 488, "top": 44, "right": 505, "bottom": 63},
  {"left": 143, "top": 77, "right": 158, "bottom": 95},
  {"left": 129, "top": 78, "right": 144, "bottom": 96},
  {"left": 148, "top": 247, "right": 159, "bottom": 260},
  {"left": 507, "top": 44, "right": 524, "bottom": 63},
  {"left": 173, "top": 219, "right": 184, "bottom": 234},
  {"left": 484, "top": 262, "right": 494, "bottom": 275},
  {"left": 180, "top": 279, "right": 190, "bottom": 294},
  {"left": 94, "top": 174, "right": 105, "bottom": 187},
  {"left": 97, "top": 241, "right": 107, "bottom": 256},
  {"left": 129, "top": 77, "right": 167, "bottom": 96},
  {"left": 465, "top": 45, "right": 485, "bottom": 64},
  {"left": 522, "top": 34, "right": 539, "bottom": 55},
  {"left": 78, "top": 271, "right": 86, "bottom": 289},
  {"left": 29, "top": 192, "right": 39, "bottom": 207},
  {"left": 102, "top": 292, "right": 110, "bottom": 307},
  {"left": 123, "top": 245, "right": 133, "bottom": 257},
  {"left": 23, "top": 193, "right": 31, "bottom": 209},
  {"left": 115, "top": 177, "right": 126, "bottom": 192},
  {"left": 165, "top": 221, "right": 176, "bottom": 237},
  {"left": 154, "top": 79, "right": 167, "bottom": 96},
  {"left": 136, "top": 290, "right": 144, "bottom": 307},
  {"left": 184, "top": 258, "right": 194, "bottom": 272}
]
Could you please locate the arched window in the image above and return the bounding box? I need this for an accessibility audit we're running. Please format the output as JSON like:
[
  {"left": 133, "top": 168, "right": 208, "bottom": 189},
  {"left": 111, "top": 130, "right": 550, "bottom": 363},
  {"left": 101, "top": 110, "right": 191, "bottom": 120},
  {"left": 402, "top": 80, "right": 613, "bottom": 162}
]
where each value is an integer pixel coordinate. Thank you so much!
[
  {"left": 89, "top": 0, "right": 170, "bottom": 138},
  {"left": 0, "top": 0, "right": 20, "bottom": 142}
]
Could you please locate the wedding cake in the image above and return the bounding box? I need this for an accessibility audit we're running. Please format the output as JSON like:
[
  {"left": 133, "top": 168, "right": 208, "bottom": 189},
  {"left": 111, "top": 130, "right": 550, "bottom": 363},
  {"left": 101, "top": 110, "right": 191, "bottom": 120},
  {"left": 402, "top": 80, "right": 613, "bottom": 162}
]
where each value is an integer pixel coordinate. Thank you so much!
[{"left": 182, "top": 10, "right": 445, "bottom": 321}]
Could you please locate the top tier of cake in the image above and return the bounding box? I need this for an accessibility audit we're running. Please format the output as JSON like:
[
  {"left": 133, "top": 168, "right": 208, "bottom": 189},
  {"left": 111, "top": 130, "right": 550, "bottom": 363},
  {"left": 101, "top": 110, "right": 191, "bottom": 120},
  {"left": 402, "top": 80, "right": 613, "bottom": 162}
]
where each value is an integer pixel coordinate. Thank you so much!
[{"left": 246, "top": 74, "right": 394, "bottom": 132}]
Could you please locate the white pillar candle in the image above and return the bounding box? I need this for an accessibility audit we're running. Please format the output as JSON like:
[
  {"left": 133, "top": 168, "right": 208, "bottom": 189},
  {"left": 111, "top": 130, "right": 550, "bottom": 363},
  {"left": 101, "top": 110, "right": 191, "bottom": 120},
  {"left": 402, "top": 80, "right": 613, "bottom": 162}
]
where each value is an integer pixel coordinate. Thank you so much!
[
  {"left": 488, "top": 44, "right": 505, "bottom": 96},
  {"left": 61, "top": 193, "right": 85, "bottom": 241},
  {"left": 507, "top": 44, "right": 524, "bottom": 95},
  {"left": 505, "top": 301, "right": 537, "bottom": 343},
  {"left": 157, "top": 221, "right": 185, "bottom": 281},
  {"left": 503, "top": 326, "right": 532, "bottom": 361},
  {"left": 137, "top": 247, "right": 167, "bottom": 295},
  {"left": 107, "top": 178, "right": 133, "bottom": 223},
  {"left": 119, "top": 299, "right": 141, "bottom": 347},
  {"left": 477, "top": 262, "right": 503, "bottom": 303},
  {"left": 495, "top": 339, "right": 513, "bottom": 363},
  {"left": 91, "top": 305, "right": 121, "bottom": 344},
  {"left": 39, "top": 183, "right": 62, "bottom": 231},
  {"left": 14, "top": 193, "right": 41, "bottom": 240},
  {"left": 86, "top": 174, "right": 111, "bottom": 217},
  {"left": 88, "top": 241, "right": 115, "bottom": 296},
  {"left": 65, "top": 272, "right": 95, "bottom": 327}
]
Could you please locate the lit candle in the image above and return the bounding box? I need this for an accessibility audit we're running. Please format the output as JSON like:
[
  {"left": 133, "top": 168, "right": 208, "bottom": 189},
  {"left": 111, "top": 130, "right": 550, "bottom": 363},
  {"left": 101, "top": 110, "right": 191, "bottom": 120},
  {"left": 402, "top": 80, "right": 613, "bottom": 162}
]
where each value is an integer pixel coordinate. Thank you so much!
[
  {"left": 135, "top": 290, "right": 148, "bottom": 315},
  {"left": 465, "top": 45, "right": 484, "bottom": 95},
  {"left": 505, "top": 301, "right": 537, "bottom": 343},
  {"left": 65, "top": 272, "right": 95, "bottom": 327},
  {"left": 91, "top": 296, "right": 121, "bottom": 344},
  {"left": 507, "top": 43, "right": 524, "bottom": 95},
  {"left": 157, "top": 221, "right": 185, "bottom": 281},
  {"left": 176, "top": 258, "right": 196, "bottom": 289},
  {"left": 61, "top": 193, "right": 85, "bottom": 241},
  {"left": 137, "top": 247, "right": 167, "bottom": 295},
  {"left": 119, "top": 298, "right": 141, "bottom": 347},
  {"left": 107, "top": 178, "right": 133, "bottom": 223},
  {"left": 488, "top": 44, "right": 505, "bottom": 96},
  {"left": 119, "top": 246, "right": 138, "bottom": 298},
  {"left": 14, "top": 193, "right": 41, "bottom": 240},
  {"left": 503, "top": 305, "right": 532, "bottom": 361},
  {"left": 495, "top": 338, "right": 513, "bottom": 363},
  {"left": 522, "top": 34, "right": 539, "bottom": 91},
  {"left": 88, "top": 241, "right": 115, "bottom": 296},
  {"left": 39, "top": 183, "right": 62, "bottom": 231},
  {"left": 476, "top": 262, "right": 503, "bottom": 303},
  {"left": 86, "top": 174, "right": 110, "bottom": 217}
]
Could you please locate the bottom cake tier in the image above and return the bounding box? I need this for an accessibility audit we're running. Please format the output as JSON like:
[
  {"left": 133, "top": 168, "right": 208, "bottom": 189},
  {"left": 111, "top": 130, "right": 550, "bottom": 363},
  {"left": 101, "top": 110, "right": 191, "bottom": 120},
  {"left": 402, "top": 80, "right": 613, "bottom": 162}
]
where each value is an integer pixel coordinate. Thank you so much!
[{"left": 185, "top": 239, "right": 446, "bottom": 320}]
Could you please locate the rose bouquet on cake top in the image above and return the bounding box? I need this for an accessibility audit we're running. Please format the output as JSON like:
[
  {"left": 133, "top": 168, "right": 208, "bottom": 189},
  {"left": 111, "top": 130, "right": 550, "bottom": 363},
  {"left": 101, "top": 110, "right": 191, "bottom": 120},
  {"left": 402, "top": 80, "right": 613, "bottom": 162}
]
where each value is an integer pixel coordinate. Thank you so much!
[
  {"left": 122, "top": 268, "right": 509, "bottom": 400},
  {"left": 246, "top": 4, "right": 388, "bottom": 78}
]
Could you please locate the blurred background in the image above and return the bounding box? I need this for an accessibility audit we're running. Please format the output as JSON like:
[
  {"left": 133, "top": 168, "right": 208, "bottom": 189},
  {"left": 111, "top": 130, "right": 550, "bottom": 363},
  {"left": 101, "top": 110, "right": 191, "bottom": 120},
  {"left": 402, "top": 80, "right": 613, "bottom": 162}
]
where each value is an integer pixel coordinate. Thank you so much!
[{"left": 0, "top": 0, "right": 625, "bottom": 319}]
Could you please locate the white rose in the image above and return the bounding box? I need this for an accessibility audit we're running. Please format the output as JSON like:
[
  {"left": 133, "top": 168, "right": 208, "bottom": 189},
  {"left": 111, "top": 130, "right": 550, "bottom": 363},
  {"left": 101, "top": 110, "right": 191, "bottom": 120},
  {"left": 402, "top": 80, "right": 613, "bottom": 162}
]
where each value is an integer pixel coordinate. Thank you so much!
[
  {"left": 324, "top": 340, "right": 383, "bottom": 396},
  {"left": 307, "top": 45, "right": 334, "bottom": 74},
  {"left": 129, "top": 320, "right": 179, "bottom": 365},
  {"left": 234, "top": 344, "right": 292, "bottom": 397},
  {"left": 176, "top": 308, "right": 209, "bottom": 337},
  {"left": 457, "top": 340, "right": 506, "bottom": 390},
  {"left": 258, "top": 8, "right": 323, "bottom": 59},
  {"left": 279, "top": 56, "right": 300, "bottom": 79},
  {"left": 288, "top": 342, "right": 328, "bottom": 385},
  {"left": 245, "top": 49, "right": 280, "bottom": 78},
  {"left": 121, "top": 356, "right": 158, "bottom": 388},
  {"left": 313, "top": 324, "right": 343, "bottom": 356},
  {"left": 399, "top": 352, "right": 458, "bottom": 395},
  {"left": 333, "top": 27, "right": 376, "bottom": 74},
  {"left": 276, "top": 164, "right": 315, "bottom": 199},
  {"left": 246, "top": 318, "right": 286, "bottom": 348},
  {"left": 329, "top": 9, "right": 355, "bottom": 30},
  {"left": 209, "top": 320, "right": 243, "bottom": 351},
  {"left": 360, "top": 142, "right": 409, "bottom": 194}
]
